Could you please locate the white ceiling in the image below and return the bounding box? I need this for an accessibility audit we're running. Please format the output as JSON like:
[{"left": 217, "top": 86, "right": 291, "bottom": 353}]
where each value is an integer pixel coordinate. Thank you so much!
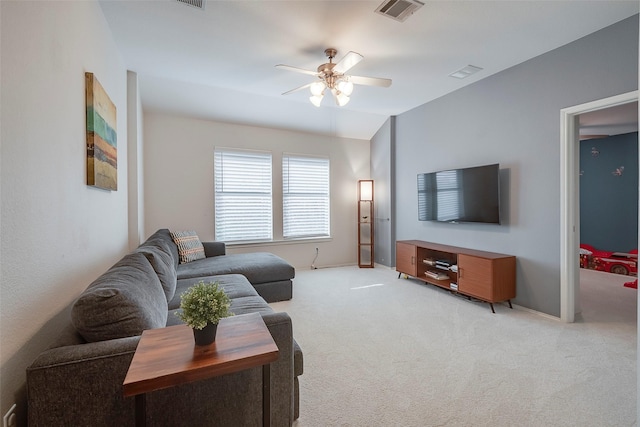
[{"left": 99, "top": 0, "right": 639, "bottom": 140}]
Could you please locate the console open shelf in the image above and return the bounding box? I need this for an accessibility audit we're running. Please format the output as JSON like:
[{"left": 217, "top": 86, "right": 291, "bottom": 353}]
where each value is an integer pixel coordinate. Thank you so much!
[{"left": 396, "top": 240, "right": 516, "bottom": 313}]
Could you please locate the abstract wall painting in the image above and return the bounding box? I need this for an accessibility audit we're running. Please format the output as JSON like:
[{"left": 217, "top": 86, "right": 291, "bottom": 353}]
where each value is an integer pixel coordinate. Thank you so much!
[{"left": 85, "top": 72, "right": 117, "bottom": 190}]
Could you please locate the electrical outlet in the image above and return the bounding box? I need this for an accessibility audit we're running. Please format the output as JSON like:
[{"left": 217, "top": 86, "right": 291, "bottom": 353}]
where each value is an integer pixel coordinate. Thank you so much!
[{"left": 3, "top": 404, "right": 16, "bottom": 427}]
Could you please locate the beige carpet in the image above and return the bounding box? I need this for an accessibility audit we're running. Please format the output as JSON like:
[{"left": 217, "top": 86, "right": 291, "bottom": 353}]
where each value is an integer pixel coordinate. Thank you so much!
[{"left": 271, "top": 266, "right": 637, "bottom": 427}]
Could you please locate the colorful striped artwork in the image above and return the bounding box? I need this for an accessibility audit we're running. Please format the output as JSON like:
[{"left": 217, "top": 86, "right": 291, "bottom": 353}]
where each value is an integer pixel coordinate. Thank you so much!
[{"left": 86, "top": 72, "right": 117, "bottom": 190}]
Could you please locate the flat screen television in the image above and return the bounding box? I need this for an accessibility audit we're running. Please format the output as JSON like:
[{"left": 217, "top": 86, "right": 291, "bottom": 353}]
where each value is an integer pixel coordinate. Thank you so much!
[{"left": 417, "top": 163, "right": 501, "bottom": 224}]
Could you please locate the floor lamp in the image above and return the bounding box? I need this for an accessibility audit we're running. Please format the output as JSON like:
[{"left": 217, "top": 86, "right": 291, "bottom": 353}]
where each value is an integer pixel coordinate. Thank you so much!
[{"left": 358, "top": 180, "right": 374, "bottom": 268}]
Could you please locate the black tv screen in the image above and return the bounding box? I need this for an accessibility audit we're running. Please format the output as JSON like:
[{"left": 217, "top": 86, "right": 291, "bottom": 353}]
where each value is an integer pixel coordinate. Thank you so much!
[{"left": 418, "top": 163, "right": 500, "bottom": 224}]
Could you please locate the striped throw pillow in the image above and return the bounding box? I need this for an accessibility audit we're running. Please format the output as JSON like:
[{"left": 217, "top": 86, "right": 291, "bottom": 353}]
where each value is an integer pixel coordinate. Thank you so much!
[{"left": 170, "top": 230, "right": 206, "bottom": 264}]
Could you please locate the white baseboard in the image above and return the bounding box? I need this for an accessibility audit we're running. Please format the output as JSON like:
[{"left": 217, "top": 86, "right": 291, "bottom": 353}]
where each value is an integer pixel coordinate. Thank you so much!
[{"left": 512, "top": 303, "right": 561, "bottom": 322}]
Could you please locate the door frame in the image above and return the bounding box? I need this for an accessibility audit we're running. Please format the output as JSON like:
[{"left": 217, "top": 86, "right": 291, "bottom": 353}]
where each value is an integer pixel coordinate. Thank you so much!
[{"left": 560, "top": 90, "right": 638, "bottom": 322}]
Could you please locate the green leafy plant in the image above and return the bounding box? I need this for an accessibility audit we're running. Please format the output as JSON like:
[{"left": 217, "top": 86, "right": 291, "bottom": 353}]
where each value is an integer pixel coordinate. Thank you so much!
[{"left": 176, "top": 280, "right": 233, "bottom": 330}]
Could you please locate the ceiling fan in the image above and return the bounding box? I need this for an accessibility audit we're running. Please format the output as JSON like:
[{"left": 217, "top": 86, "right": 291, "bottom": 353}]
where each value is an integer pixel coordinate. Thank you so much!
[{"left": 276, "top": 48, "right": 392, "bottom": 107}]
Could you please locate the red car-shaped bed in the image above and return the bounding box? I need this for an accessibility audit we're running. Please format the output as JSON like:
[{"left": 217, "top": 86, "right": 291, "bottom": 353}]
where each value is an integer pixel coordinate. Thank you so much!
[{"left": 580, "top": 244, "right": 638, "bottom": 276}]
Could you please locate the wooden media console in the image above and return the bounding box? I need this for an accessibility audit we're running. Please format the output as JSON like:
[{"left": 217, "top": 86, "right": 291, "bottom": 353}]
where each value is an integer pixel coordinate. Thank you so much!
[{"left": 396, "top": 240, "right": 516, "bottom": 313}]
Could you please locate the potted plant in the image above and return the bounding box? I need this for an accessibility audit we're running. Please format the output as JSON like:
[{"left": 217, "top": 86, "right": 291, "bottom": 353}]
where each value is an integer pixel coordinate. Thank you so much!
[{"left": 176, "top": 280, "right": 234, "bottom": 345}]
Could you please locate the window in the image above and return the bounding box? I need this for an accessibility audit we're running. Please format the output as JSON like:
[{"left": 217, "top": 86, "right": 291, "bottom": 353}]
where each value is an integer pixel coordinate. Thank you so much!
[
  {"left": 214, "top": 149, "right": 272, "bottom": 242},
  {"left": 282, "top": 154, "right": 330, "bottom": 239}
]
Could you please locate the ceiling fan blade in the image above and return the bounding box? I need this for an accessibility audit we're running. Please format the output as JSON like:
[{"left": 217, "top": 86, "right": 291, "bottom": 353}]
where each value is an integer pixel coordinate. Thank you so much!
[
  {"left": 333, "top": 51, "right": 363, "bottom": 74},
  {"left": 275, "top": 64, "right": 319, "bottom": 77},
  {"left": 282, "top": 83, "right": 313, "bottom": 95},
  {"left": 349, "top": 75, "right": 392, "bottom": 88}
]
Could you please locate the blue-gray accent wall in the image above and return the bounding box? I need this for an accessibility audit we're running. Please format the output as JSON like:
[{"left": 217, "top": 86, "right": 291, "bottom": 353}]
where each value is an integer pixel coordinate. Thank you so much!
[
  {"left": 580, "top": 132, "right": 638, "bottom": 252},
  {"left": 391, "top": 15, "right": 638, "bottom": 317}
]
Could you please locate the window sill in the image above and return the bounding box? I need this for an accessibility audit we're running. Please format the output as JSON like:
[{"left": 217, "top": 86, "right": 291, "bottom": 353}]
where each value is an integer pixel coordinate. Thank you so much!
[{"left": 226, "top": 236, "right": 332, "bottom": 249}]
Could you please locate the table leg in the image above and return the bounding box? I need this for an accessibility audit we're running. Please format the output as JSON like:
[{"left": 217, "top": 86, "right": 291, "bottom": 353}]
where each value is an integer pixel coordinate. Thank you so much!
[
  {"left": 135, "top": 394, "right": 147, "bottom": 427},
  {"left": 263, "top": 363, "right": 271, "bottom": 427}
]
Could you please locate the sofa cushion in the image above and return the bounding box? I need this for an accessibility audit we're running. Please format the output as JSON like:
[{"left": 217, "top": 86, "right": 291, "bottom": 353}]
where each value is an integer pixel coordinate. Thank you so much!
[
  {"left": 177, "top": 252, "right": 295, "bottom": 284},
  {"left": 141, "top": 229, "right": 180, "bottom": 269},
  {"left": 169, "top": 274, "right": 258, "bottom": 311},
  {"left": 71, "top": 252, "right": 168, "bottom": 342},
  {"left": 229, "top": 296, "right": 274, "bottom": 317},
  {"left": 170, "top": 230, "right": 206, "bottom": 264},
  {"left": 135, "top": 244, "right": 177, "bottom": 302}
]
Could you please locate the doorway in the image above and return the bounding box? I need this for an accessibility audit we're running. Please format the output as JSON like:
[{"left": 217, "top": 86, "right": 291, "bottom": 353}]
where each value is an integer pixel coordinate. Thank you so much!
[{"left": 560, "top": 90, "right": 638, "bottom": 323}]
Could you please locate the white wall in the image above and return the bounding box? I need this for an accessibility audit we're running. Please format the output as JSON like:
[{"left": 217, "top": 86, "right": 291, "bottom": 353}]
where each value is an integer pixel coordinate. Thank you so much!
[
  {"left": 394, "top": 15, "right": 638, "bottom": 317},
  {"left": 0, "top": 1, "right": 128, "bottom": 423},
  {"left": 127, "top": 71, "right": 144, "bottom": 248},
  {"left": 143, "top": 112, "right": 370, "bottom": 269}
]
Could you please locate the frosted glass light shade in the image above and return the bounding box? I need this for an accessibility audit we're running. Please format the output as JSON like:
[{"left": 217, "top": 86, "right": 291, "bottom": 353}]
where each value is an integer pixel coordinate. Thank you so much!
[
  {"left": 310, "top": 81, "right": 326, "bottom": 96},
  {"left": 336, "top": 92, "right": 350, "bottom": 106},
  {"left": 337, "top": 80, "right": 354, "bottom": 96},
  {"left": 309, "top": 94, "right": 323, "bottom": 107}
]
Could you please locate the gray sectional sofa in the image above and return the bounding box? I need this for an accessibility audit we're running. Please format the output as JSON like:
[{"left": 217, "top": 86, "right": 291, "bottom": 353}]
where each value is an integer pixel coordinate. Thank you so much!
[{"left": 26, "top": 229, "right": 302, "bottom": 426}]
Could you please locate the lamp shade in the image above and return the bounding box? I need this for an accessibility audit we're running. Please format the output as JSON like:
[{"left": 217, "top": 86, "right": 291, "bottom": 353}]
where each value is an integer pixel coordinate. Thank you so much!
[
  {"left": 358, "top": 180, "right": 373, "bottom": 201},
  {"left": 335, "top": 92, "right": 350, "bottom": 106},
  {"left": 337, "top": 80, "right": 354, "bottom": 96},
  {"left": 310, "top": 81, "right": 326, "bottom": 96},
  {"left": 309, "top": 94, "right": 323, "bottom": 107}
]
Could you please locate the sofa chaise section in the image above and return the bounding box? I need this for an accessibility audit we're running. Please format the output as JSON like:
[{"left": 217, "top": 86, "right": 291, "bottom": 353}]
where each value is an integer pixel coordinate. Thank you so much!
[
  {"left": 142, "top": 229, "right": 295, "bottom": 303},
  {"left": 177, "top": 252, "right": 295, "bottom": 303}
]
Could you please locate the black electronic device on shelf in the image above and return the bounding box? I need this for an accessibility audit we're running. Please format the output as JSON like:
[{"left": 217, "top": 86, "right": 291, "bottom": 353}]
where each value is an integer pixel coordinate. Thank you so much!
[{"left": 435, "top": 260, "right": 451, "bottom": 270}]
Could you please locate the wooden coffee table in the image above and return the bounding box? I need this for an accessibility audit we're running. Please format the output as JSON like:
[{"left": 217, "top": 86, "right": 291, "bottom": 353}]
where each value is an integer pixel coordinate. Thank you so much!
[{"left": 123, "top": 312, "right": 279, "bottom": 426}]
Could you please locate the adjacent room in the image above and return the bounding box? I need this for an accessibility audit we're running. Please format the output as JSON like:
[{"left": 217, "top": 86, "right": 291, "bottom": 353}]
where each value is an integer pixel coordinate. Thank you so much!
[{"left": 1, "top": 1, "right": 638, "bottom": 426}]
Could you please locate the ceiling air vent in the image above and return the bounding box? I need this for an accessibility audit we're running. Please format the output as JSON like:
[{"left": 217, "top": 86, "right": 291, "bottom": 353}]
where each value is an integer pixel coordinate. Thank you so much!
[
  {"left": 176, "top": 0, "right": 206, "bottom": 10},
  {"left": 375, "top": 0, "right": 424, "bottom": 22},
  {"left": 449, "top": 65, "right": 483, "bottom": 79}
]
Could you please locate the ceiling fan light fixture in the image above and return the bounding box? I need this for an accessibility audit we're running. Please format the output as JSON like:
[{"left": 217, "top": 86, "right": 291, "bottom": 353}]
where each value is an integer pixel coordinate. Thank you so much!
[
  {"left": 335, "top": 91, "right": 350, "bottom": 107},
  {"left": 337, "top": 80, "right": 354, "bottom": 96},
  {"left": 278, "top": 48, "right": 391, "bottom": 108},
  {"left": 310, "top": 81, "right": 326, "bottom": 96},
  {"left": 310, "top": 94, "right": 324, "bottom": 107}
]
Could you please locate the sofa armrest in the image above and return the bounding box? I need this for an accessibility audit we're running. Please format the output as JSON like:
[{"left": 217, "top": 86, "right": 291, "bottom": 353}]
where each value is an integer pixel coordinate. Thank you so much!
[
  {"left": 141, "top": 311, "right": 296, "bottom": 426},
  {"left": 27, "top": 312, "right": 298, "bottom": 426},
  {"left": 202, "top": 241, "right": 226, "bottom": 257},
  {"left": 262, "top": 311, "right": 296, "bottom": 424},
  {"left": 27, "top": 336, "right": 140, "bottom": 426}
]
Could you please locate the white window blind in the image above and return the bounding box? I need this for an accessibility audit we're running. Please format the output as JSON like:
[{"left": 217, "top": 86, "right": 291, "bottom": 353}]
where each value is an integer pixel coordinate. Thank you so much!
[
  {"left": 283, "top": 154, "right": 330, "bottom": 239},
  {"left": 214, "top": 149, "right": 272, "bottom": 242}
]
